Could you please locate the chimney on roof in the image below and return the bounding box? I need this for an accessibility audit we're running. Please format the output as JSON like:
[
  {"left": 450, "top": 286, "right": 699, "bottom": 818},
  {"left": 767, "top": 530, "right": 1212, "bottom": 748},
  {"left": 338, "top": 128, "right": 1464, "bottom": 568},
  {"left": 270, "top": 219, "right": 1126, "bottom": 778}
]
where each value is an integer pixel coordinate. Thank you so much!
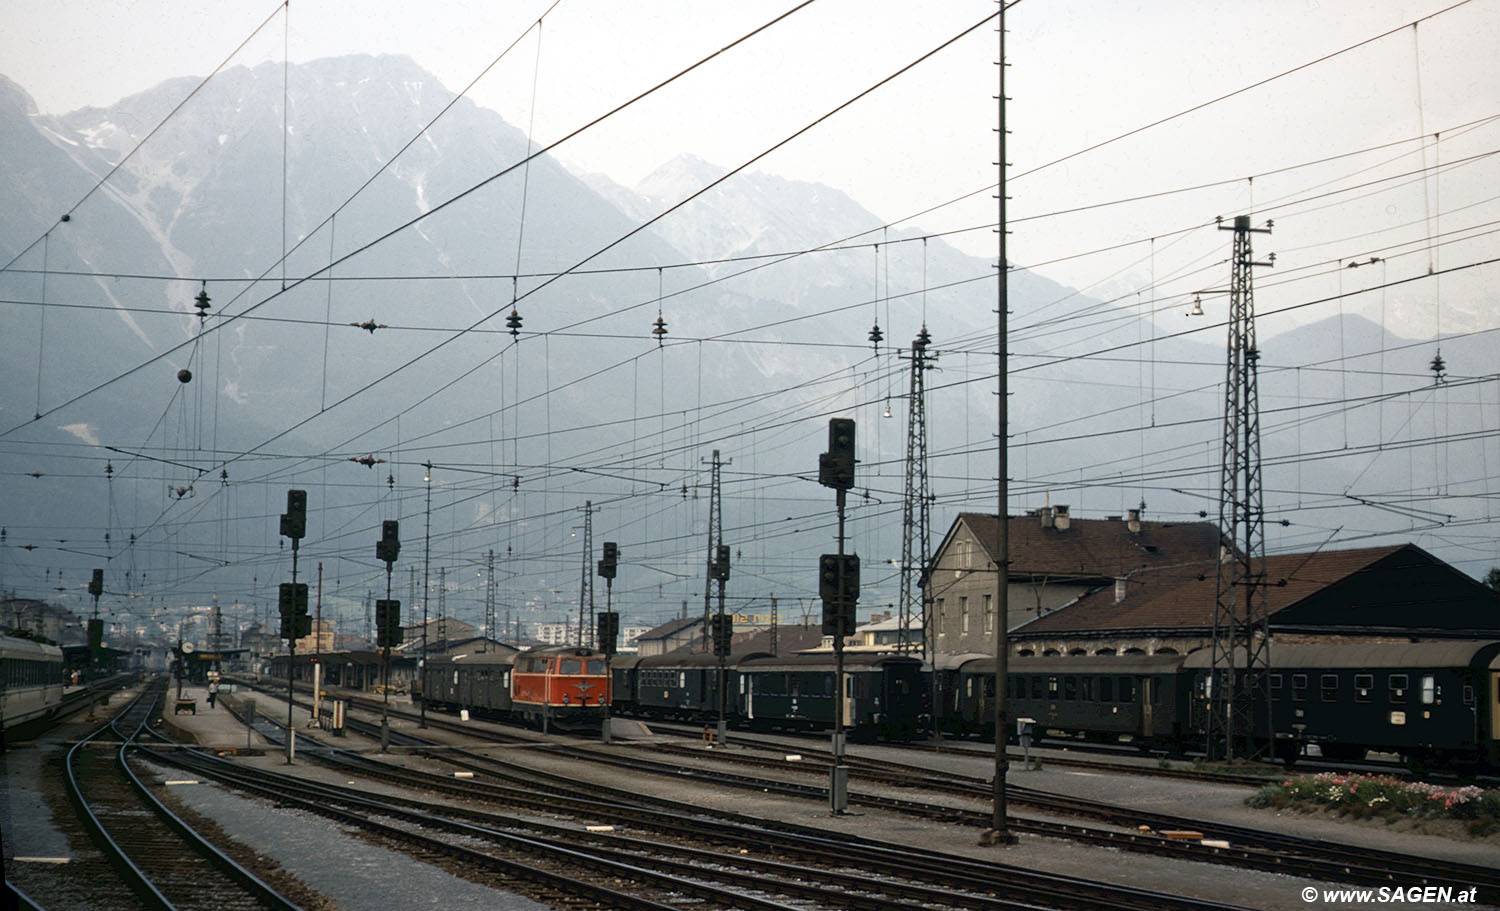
[
  {"left": 1127, "top": 508, "right": 1141, "bottom": 534},
  {"left": 1114, "top": 578, "right": 1128, "bottom": 603},
  {"left": 1038, "top": 506, "right": 1053, "bottom": 528},
  {"left": 1054, "top": 505, "right": 1071, "bottom": 531}
]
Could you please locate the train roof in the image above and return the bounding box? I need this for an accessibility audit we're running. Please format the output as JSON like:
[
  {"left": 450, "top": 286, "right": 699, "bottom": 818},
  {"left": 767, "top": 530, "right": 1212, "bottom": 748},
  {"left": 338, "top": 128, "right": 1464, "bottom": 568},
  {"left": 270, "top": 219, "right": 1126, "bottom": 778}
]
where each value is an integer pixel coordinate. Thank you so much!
[
  {"left": 739, "top": 652, "right": 924, "bottom": 671},
  {"left": 0, "top": 635, "right": 64, "bottom": 659},
  {"left": 425, "top": 651, "right": 516, "bottom": 668},
  {"left": 634, "top": 651, "right": 773, "bottom": 669},
  {"left": 522, "top": 645, "right": 607, "bottom": 659},
  {"left": 1180, "top": 640, "right": 1500, "bottom": 670},
  {"left": 958, "top": 652, "right": 1188, "bottom": 675}
]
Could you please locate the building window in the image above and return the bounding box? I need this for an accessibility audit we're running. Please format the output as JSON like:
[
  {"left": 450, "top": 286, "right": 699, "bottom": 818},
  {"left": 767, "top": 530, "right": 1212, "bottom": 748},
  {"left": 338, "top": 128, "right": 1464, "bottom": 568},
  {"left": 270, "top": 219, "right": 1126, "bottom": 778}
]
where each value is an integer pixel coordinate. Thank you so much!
[
  {"left": 936, "top": 599, "right": 945, "bottom": 637},
  {"left": 983, "top": 594, "right": 993, "bottom": 633},
  {"left": 960, "top": 597, "right": 969, "bottom": 634}
]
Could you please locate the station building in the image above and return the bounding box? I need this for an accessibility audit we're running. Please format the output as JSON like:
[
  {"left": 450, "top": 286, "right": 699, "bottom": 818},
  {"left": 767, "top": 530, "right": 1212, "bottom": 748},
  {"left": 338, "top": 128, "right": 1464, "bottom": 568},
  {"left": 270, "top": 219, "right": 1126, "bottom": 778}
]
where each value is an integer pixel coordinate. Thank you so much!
[{"left": 924, "top": 508, "right": 1500, "bottom": 660}]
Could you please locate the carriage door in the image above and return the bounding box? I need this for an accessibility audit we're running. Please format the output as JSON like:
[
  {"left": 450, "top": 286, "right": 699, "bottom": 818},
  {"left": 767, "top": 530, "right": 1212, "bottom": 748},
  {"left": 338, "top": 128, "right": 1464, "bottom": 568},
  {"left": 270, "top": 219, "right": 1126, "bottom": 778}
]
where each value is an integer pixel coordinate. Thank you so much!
[
  {"left": 1141, "top": 677, "right": 1155, "bottom": 738},
  {"left": 1491, "top": 671, "right": 1500, "bottom": 743},
  {"left": 843, "top": 672, "right": 856, "bottom": 726}
]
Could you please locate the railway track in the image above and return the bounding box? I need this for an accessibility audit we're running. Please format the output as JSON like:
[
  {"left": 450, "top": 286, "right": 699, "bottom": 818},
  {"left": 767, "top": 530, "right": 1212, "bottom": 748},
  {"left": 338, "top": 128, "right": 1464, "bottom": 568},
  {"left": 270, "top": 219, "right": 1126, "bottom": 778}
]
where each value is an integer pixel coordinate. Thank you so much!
[
  {"left": 342, "top": 693, "right": 1500, "bottom": 902},
  {"left": 201, "top": 692, "right": 1253, "bottom": 911},
  {"left": 237, "top": 679, "right": 1500, "bottom": 904},
  {"left": 62, "top": 680, "right": 303, "bottom": 911},
  {"left": 595, "top": 734, "right": 1500, "bottom": 901}
]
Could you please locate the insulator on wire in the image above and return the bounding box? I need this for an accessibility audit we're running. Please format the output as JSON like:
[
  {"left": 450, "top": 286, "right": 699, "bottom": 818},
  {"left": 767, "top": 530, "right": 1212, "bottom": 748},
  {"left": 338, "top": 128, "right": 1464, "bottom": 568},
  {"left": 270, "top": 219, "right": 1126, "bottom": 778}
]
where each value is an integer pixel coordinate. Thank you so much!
[
  {"left": 652, "top": 313, "right": 668, "bottom": 346},
  {"left": 914, "top": 325, "right": 931, "bottom": 351},
  {"left": 506, "top": 308, "right": 523, "bottom": 338},
  {"left": 193, "top": 282, "right": 211, "bottom": 322},
  {"left": 868, "top": 322, "right": 883, "bottom": 350}
]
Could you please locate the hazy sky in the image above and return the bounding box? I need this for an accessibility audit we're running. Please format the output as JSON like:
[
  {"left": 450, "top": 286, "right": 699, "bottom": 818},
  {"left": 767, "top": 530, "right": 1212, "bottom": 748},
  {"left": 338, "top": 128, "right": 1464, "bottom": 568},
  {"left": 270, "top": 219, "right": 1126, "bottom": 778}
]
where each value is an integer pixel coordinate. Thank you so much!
[{"left": 6, "top": 0, "right": 1499, "bottom": 335}]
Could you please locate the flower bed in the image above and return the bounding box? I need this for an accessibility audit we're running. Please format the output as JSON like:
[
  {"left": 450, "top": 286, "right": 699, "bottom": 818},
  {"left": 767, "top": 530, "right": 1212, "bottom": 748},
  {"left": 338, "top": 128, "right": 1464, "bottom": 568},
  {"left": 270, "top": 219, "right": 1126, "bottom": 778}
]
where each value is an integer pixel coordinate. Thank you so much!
[{"left": 1246, "top": 772, "right": 1500, "bottom": 836}]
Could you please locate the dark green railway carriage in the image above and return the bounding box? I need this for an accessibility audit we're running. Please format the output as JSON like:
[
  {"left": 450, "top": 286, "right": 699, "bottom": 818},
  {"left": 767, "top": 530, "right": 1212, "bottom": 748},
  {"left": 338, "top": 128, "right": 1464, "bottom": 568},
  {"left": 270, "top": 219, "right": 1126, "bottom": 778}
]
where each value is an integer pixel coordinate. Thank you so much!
[
  {"left": 423, "top": 652, "right": 515, "bottom": 716},
  {"left": 945, "top": 653, "right": 1190, "bottom": 749},
  {"left": 1183, "top": 641, "right": 1500, "bottom": 767},
  {"left": 736, "top": 653, "right": 925, "bottom": 740}
]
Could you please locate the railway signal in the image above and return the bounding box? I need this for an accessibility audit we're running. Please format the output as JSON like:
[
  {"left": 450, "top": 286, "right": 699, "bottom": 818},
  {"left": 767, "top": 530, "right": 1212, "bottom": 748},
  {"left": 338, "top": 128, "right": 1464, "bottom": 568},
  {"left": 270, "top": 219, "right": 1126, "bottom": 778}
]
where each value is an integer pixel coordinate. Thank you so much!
[
  {"left": 597, "top": 611, "right": 619, "bottom": 656},
  {"left": 376, "top": 520, "right": 400, "bottom": 566},
  {"left": 709, "top": 543, "right": 730, "bottom": 581},
  {"left": 710, "top": 613, "right": 733, "bottom": 657},
  {"left": 818, "top": 418, "right": 856, "bottom": 491},
  {"left": 280, "top": 489, "right": 307, "bottom": 541},
  {"left": 375, "top": 599, "right": 402, "bottom": 648},
  {"left": 816, "top": 416, "right": 858, "bottom": 813},
  {"left": 374, "top": 518, "right": 401, "bottom": 752},
  {"left": 278, "top": 582, "right": 310, "bottom": 640},
  {"left": 598, "top": 540, "right": 618, "bottom": 579}
]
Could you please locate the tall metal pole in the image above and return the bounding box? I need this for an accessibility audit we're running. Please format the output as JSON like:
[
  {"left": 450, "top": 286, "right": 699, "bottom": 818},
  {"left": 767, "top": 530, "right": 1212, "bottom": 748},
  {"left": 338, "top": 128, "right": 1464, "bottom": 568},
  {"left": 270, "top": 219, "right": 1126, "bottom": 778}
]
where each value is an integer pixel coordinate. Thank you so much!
[
  {"left": 421, "top": 461, "right": 431, "bottom": 728},
  {"left": 381, "top": 563, "right": 392, "bottom": 752},
  {"left": 833, "top": 486, "right": 848, "bottom": 795},
  {"left": 716, "top": 554, "right": 728, "bottom": 746},
  {"left": 701, "top": 451, "right": 725, "bottom": 651},
  {"left": 988, "top": 0, "right": 1015, "bottom": 844},
  {"left": 286, "top": 537, "right": 298, "bottom": 764}
]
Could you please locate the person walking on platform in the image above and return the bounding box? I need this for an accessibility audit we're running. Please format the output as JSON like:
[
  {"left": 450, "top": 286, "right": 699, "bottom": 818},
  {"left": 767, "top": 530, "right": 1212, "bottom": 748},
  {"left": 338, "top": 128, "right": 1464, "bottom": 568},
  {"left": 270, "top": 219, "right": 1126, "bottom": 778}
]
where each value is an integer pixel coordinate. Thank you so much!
[{"left": 207, "top": 679, "right": 219, "bottom": 709}]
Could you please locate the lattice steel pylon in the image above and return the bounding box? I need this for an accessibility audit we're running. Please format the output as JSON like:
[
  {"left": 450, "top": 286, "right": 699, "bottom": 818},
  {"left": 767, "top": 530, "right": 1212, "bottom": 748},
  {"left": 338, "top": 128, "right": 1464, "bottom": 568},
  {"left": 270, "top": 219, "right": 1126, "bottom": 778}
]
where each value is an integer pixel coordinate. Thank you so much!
[
  {"left": 1209, "top": 215, "right": 1274, "bottom": 762},
  {"left": 899, "top": 326, "right": 936, "bottom": 655},
  {"left": 484, "top": 548, "right": 496, "bottom": 652},
  {"left": 701, "top": 450, "right": 726, "bottom": 652},
  {"left": 578, "top": 501, "right": 595, "bottom": 648}
]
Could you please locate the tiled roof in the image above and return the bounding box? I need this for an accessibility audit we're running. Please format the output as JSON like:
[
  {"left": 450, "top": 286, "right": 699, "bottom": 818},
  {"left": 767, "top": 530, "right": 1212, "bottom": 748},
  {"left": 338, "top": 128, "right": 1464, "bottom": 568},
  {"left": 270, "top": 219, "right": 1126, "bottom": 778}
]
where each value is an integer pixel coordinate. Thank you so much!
[
  {"left": 1013, "top": 544, "right": 1408, "bottom": 635},
  {"left": 637, "top": 616, "right": 702, "bottom": 641},
  {"left": 953, "top": 512, "right": 1221, "bottom": 581}
]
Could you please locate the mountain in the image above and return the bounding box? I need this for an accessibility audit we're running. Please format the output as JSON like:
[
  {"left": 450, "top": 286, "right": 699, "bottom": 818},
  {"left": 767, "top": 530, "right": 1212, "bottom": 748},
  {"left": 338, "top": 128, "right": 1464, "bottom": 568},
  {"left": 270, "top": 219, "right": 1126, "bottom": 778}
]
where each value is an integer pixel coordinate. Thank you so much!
[{"left": 0, "top": 56, "right": 1490, "bottom": 650}]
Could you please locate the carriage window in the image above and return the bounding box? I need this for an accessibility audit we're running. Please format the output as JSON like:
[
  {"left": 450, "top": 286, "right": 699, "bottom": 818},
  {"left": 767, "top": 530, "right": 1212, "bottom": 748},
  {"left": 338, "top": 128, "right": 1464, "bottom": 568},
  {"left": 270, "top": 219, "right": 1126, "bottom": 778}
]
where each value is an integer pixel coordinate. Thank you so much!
[
  {"left": 560, "top": 659, "right": 582, "bottom": 675},
  {"left": 586, "top": 660, "right": 603, "bottom": 675},
  {"left": 453, "top": 671, "right": 460, "bottom": 685},
  {"left": 1354, "top": 674, "right": 1373, "bottom": 703},
  {"left": 1117, "top": 677, "right": 1136, "bottom": 703},
  {"left": 1320, "top": 674, "right": 1339, "bottom": 702},
  {"left": 1389, "top": 674, "right": 1408, "bottom": 703},
  {"left": 1291, "top": 674, "right": 1308, "bottom": 702},
  {"left": 1463, "top": 684, "right": 1474, "bottom": 706},
  {"left": 1047, "top": 676, "right": 1059, "bottom": 697},
  {"left": 1030, "top": 676, "right": 1044, "bottom": 699},
  {"left": 825, "top": 674, "right": 835, "bottom": 696},
  {"left": 982, "top": 676, "right": 996, "bottom": 697},
  {"left": 1063, "top": 676, "right": 1077, "bottom": 701},
  {"left": 966, "top": 677, "right": 973, "bottom": 697},
  {"left": 1081, "top": 676, "right": 1095, "bottom": 702},
  {"left": 1421, "top": 675, "right": 1436, "bottom": 705},
  {"left": 679, "top": 672, "right": 687, "bottom": 688},
  {"left": 1099, "top": 677, "right": 1113, "bottom": 702}
]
